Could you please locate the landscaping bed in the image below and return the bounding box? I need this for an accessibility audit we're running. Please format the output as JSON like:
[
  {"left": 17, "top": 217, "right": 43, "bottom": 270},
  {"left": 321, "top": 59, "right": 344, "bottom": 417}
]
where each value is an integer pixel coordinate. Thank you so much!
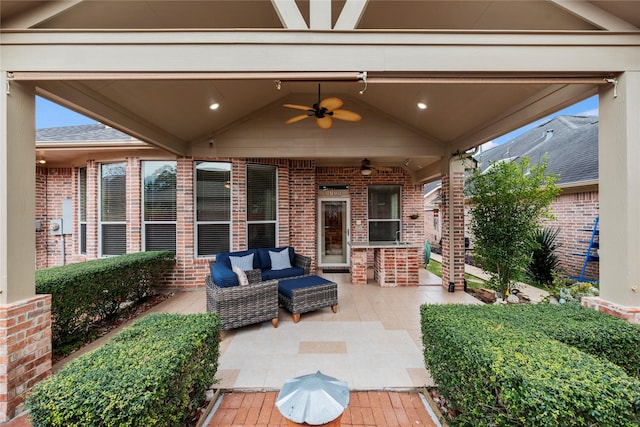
[
  {"left": 27, "top": 313, "right": 220, "bottom": 427},
  {"left": 421, "top": 304, "right": 640, "bottom": 426}
]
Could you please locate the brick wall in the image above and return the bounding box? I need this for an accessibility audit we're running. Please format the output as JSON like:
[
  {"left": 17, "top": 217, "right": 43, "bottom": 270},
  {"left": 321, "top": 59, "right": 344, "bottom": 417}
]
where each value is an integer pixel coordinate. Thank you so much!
[
  {"left": 34, "top": 167, "right": 74, "bottom": 269},
  {"left": 36, "top": 159, "right": 424, "bottom": 287},
  {"left": 543, "top": 190, "right": 599, "bottom": 281},
  {"left": 316, "top": 166, "right": 425, "bottom": 267},
  {"left": 0, "top": 295, "right": 51, "bottom": 422}
]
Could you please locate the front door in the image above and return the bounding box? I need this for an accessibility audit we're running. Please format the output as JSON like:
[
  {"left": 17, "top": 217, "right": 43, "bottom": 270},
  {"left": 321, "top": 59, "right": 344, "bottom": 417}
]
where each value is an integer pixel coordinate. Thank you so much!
[{"left": 318, "top": 198, "right": 350, "bottom": 267}]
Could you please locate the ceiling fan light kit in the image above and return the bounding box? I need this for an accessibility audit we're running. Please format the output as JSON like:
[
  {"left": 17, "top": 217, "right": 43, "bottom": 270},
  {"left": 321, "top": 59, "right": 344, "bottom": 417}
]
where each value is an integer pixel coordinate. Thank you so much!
[{"left": 284, "top": 84, "right": 362, "bottom": 129}]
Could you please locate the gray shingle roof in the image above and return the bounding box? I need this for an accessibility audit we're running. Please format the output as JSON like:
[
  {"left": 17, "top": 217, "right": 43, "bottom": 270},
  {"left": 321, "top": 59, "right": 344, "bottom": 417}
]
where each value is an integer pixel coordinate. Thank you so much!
[
  {"left": 36, "top": 124, "right": 136, "bottom": 142},
  {"left": 475, "top": 115, "right": 598, "bottom": 185}
]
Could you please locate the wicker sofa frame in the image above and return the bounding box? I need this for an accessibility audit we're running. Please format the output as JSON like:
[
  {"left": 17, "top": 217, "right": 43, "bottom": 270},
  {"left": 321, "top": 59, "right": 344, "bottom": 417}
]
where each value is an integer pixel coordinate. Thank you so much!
[{"left": 205, "top": 252, "right": 312, "bottom": 331}]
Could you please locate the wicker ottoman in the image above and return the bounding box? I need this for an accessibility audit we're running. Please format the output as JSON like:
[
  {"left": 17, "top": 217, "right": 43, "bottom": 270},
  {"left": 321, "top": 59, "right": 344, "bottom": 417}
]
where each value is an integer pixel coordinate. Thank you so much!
[{"left": 278, "top": 275, "right": 338, "bottom": 323}]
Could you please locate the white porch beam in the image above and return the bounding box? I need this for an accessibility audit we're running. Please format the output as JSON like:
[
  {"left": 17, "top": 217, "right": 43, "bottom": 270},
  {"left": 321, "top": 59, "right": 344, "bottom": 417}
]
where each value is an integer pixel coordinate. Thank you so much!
[
  {"left": 271, "top": 0, "right": 308, "bottom": 29},
  {"left": 598, "top": 71, "right": 640, "bottom": 308},
  {"left": 37, "top": 82, "right": 187, "bottom": 156},
  {"left": 2, "top": 31, "right": 639, "bottom": 73},
  {"left": 0, "top": 76, "right": 36, "bottom": 304},
  {"left": 310, "top": 0, "right": 331, "bottom": 30},
  {"left": 550, "top": 0, "right": 638, "bottom": 31},
  {"left": 334, "top": 0, "right": 369, "bottom": 30},
  {"left": 412, "top": 160, "right": 444, "bottom": 184},
  {"left": 1, "top": 0, "right": 82, "bottom": 29}
]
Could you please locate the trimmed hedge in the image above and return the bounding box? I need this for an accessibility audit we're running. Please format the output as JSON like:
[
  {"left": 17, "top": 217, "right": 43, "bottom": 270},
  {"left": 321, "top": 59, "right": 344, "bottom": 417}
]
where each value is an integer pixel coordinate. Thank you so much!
[
  {"left": 26, "top": 312, "right": 220, "bottom": 427},
  {"left": 36, "top": 251, "right": 175, "bottom": 347},
  {"left": 487, "top": 303, "right": 640, "bottom": 379},
  {"left": 421, "top": 304, "right": 640, "bottom": 426}
]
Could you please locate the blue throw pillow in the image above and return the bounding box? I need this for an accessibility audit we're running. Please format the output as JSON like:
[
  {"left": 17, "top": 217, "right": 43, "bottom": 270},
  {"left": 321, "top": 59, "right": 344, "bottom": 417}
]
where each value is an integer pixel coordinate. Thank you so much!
[
  {"left": 229, "top": 253, "right": 254, "bottom": 271},
  {"left": 269, "top": 248, "right": 292, "bottom": 270}
]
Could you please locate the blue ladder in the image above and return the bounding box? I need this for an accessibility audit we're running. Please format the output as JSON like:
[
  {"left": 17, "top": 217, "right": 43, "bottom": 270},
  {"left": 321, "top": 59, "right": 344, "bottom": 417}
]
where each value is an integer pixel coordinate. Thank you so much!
[{"left": 572, "top": 217, "right": 599, "bottom": 283}]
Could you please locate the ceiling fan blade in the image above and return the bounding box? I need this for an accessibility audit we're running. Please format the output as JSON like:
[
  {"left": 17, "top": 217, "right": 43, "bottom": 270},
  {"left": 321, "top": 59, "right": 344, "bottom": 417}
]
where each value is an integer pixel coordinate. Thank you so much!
[
  {"left": 285, "top": 114, "right": 311, "bottom": 124},
  {"left": 332, "top": 109, "right": 362, "bottom": 122},
  {"left": 373, "top": 166, "right": 393, "bottom": 172},
  {"left": 283, "top": 104, "right": 313, "bottom": 111},
  {"left": 319, "top": 97, "right": 343, "bottom": 111},
  {"left": 316, "top": 116, "right": 333, "bottom": 129}
]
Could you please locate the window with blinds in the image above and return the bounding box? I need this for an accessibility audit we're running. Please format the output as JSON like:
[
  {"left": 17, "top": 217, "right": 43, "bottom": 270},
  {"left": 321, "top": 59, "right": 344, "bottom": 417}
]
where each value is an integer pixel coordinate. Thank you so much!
[
  {"left": 100, "top": 162, "right": 126, "bottom": 256},
  {"left": 143, "top": 161, "right": 177, "bottom": 252},
  {"left": 78, "top": 167, "right": 87, "bottom": 255},
  {"left": 247, "top": 164, "right": 277, "bottom": 248},
  {"left": 368, "top": 185, "right": 401, "bottom": 242},
  {"left": 195, "top": 161, "right": 231, "bottom": 256}
]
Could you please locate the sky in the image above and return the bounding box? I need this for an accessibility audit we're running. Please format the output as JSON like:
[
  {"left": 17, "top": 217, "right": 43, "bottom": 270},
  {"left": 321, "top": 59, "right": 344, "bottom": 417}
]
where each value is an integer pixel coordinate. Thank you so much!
[{"left": 36, "top": 94, "right": 599, "bottom": 148}]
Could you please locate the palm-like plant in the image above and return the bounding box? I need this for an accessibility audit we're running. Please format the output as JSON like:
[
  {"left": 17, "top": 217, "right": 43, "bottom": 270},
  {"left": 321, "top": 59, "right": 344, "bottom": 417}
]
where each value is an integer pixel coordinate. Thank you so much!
[{"left": 526, "top": 226, "right": 561, "bottom": 288}]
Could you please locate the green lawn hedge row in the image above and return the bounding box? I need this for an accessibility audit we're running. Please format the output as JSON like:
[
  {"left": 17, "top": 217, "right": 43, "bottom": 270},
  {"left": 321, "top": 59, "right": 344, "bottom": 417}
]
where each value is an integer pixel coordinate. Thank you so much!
[
  {"left": 421, "top": 304, "right": 640, "bottom": 426},
  {"left": 36, "top": 251, "right": 175, "bottom": 348},
  {"left": 26, "top": 313, "right": 220, "bottom": 427},
  {"left": 482, "top": 303, "right": 640, "bottom": 379}
]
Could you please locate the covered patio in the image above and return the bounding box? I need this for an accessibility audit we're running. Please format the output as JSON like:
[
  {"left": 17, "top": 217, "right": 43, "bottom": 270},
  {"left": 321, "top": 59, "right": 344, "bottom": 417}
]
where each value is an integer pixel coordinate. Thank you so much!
[{"left": 2, "top": 0, "right": 640, "bottom": 422}]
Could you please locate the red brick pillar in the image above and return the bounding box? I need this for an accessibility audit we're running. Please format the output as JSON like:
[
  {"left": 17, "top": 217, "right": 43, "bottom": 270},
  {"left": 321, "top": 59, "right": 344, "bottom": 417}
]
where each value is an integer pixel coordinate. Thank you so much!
[
  {"left": 0, "top": 295, "right": 52, "bottom": 422},
  {"left": 126, "top": 157, "right": 142, "bottom": 253},
  {"left": 441, "top": 160, "right": 466, "bottom": 291},
  {"left": 85, "top": 160, "right": 99, "bottom": 259}
]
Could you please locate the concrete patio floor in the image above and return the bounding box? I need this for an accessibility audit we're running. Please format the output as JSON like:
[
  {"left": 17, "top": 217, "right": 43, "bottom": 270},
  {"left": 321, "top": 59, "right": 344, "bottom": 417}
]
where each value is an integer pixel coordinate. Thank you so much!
[{"left": 6, "top": 268, "right": 481, "bottom": 427}]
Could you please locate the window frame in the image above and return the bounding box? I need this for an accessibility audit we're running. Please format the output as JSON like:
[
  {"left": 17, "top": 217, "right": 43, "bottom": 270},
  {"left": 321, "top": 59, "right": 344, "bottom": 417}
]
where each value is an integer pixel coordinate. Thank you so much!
[
  {"left": 99, "top": 162, "right": 127, "bottom": 257},
  {"left": 367, "top": 184, "right": 402, "bottom": 242},
  {"left": 246, "top": 163, "right": 278, "bottom": 249},
  {"left": 142, "top": 160, "right": 177, "bottom": 253},
  {"left": 194, "top": 161, "right": 232, "bottom": 257}
]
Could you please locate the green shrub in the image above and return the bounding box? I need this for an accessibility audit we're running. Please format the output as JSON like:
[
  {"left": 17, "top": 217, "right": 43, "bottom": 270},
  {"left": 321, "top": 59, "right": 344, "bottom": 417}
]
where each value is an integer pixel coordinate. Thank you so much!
[
  {"left": 498, "top": 303, "right": 640, "bottom": 379},
  {"left": 525, "top": 226, "right": 561, "bottom": 288},
  {"left": 36, "top": 251, "right": 175, "bottom": 348},
  {"left": 421, "top": 304, "right": 640, "bottom": 426},
  {"left": 26, "top": 313, "right": 220, "bottom": 427}
]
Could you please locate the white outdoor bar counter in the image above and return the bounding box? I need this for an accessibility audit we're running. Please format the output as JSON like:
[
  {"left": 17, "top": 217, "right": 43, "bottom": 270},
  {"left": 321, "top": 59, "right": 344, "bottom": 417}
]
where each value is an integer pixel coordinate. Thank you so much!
[{"left": 349, "top": 242, "right": 421, "bottom": 287}]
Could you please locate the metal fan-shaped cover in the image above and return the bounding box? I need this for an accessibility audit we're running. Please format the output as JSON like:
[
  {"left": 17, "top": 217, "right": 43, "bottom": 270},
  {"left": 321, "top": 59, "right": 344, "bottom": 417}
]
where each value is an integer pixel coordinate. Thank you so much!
[{"left": 276, "top": 371, "right": 350, "bottom": 425}]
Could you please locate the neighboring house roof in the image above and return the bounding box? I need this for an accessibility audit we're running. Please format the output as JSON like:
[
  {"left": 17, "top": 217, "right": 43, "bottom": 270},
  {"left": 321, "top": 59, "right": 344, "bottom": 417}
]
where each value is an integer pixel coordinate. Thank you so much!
[
  {"left": 423, "top": 181, "right": 442, "bottom": 197},
  {"left": 36, "top": 124, "right": 137, "bottom": 142},
  {"left": 475, "top": 115, "right": 598, "bottom": 186}
]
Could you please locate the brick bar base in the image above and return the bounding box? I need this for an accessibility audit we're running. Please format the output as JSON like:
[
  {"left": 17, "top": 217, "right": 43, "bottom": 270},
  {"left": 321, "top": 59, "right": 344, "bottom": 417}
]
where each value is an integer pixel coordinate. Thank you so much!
[
  {"left": 374, "top": 247, "right": 420, "bottom": 287},
  {"left": 0, "top": 295, "right": 52, "bottom": 422},
  {"left": 582, "top": 297, "right": 640, "bottom": 324},
  {"left": 350, "top": 248, "right": 368, "bottom": 285}
]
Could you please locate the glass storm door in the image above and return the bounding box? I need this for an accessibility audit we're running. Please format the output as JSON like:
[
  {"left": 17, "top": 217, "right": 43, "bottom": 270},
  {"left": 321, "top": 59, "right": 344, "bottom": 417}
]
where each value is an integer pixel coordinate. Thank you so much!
[{"left": 318, "top": 199, "right": 350, "bottom": 267}]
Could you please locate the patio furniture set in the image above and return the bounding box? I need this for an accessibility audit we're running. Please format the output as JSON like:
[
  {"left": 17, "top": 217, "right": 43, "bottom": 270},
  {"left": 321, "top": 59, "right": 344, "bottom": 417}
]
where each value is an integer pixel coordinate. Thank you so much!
[{"left": 206, "top": 246, "right": 338, "bottom": 331}]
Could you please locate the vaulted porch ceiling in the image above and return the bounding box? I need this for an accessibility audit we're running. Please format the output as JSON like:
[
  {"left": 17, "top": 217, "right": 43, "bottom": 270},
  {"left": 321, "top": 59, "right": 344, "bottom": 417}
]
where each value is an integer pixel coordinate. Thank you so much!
[{"left": 2, "top": 0, "right": 639, "bottom": 182}]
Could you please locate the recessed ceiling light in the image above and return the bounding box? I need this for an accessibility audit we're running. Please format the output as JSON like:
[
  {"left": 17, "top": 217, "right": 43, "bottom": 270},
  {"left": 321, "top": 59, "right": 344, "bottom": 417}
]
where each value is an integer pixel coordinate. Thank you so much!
[
  {"left": 209, "top": 102, "right": 220, "bottom": 110},
  {"left": 417, "top": 102, "right": 428, "bottom": 110}
]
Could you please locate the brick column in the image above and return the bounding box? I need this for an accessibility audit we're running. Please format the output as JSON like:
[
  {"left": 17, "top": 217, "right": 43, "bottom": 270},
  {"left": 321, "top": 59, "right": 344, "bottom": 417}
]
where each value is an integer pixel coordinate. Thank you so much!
[
  {"left": 441, "top": 160, "right": 466, "bottom": 291},
  {"left": 85, "top": 161, "right": 99, "bottom": 259},
  {"left": 126, "top": 157, "right": 142, "bottom": 253},
  {"left": 0, "top": 295, "right": 52, "bottom": 422}
]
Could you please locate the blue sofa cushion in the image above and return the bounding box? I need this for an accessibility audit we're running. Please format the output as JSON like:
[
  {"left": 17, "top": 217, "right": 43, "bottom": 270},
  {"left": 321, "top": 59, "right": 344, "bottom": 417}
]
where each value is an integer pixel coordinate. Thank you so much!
[
  {"left": 257, "top": 247, "right": 296, "bottom": 270},
  {"left": 211, "top": 266, "right": 240, "bottom": 288},
  {"left": 262, "top": 267, "right": 305, "bottom": 281},
  {"left": 278, "top": 275, "right": 333, "bottom": 298}
]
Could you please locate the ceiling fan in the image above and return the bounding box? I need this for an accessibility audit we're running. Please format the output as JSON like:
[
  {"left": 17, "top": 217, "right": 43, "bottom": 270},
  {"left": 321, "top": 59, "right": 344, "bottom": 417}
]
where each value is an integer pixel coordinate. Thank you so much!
[
  {"left": 283, "top": 84, "right": 362, "bottom": 129},
  {"left": 355, "top": 158, "right": 393, "bottom": 176}
]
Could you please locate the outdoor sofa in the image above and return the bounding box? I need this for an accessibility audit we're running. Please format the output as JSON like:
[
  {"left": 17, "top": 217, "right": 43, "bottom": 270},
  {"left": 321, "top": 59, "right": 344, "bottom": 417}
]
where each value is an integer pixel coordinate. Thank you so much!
[{"left": 206, "top": 247, "right": 311, "bottom": 331}]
